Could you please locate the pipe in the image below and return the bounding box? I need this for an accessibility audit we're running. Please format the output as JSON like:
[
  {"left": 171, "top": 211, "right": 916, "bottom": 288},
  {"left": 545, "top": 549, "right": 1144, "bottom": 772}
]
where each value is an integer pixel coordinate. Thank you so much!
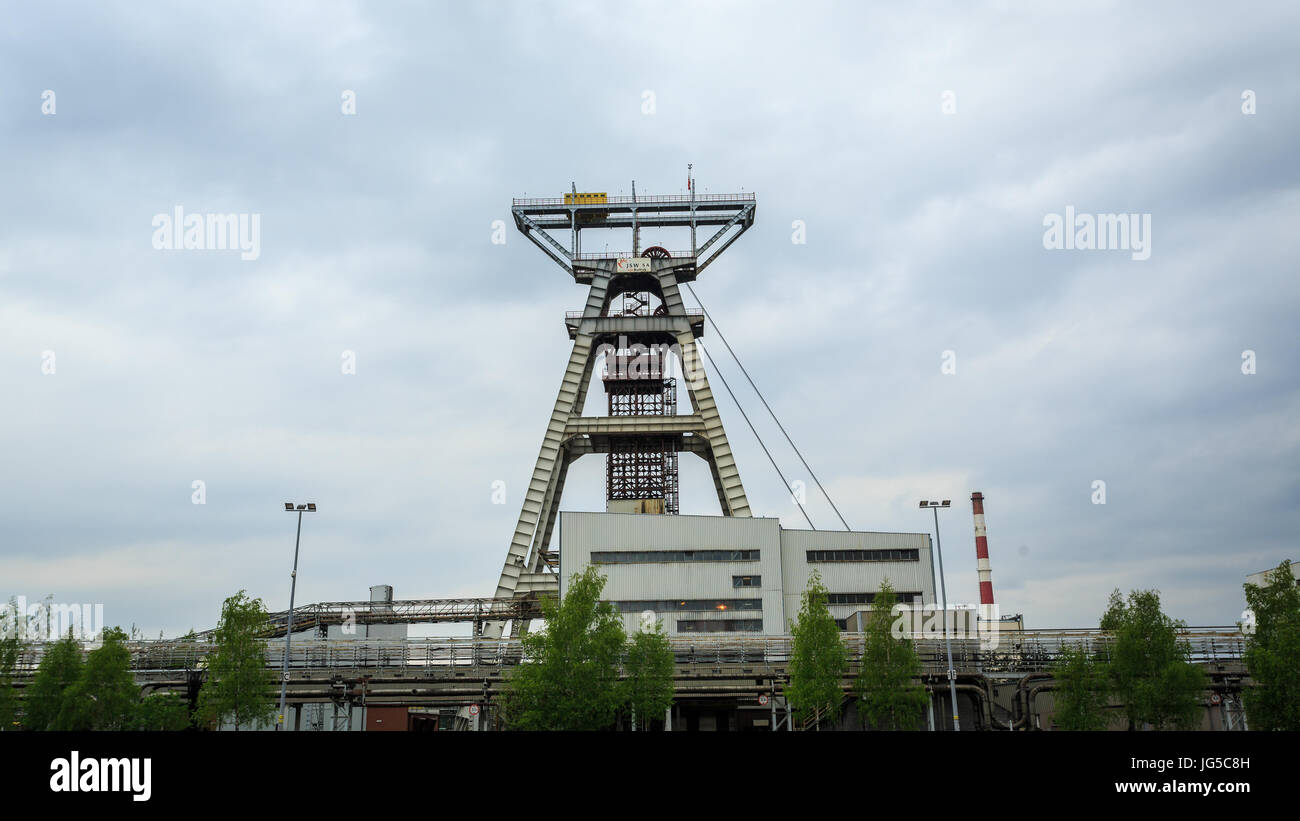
[
  {"left": 1014, "top": 674, "right": 1053, "bottom": 730},
  {"left": 984, "top": 680, "right": 1016, "bottom": 731},
  {"left": 953, "top": 684, "right": 992, "bottom": 731},
  {"left": 1027, "top": 683, "right": 1058, "bottom": 730}
]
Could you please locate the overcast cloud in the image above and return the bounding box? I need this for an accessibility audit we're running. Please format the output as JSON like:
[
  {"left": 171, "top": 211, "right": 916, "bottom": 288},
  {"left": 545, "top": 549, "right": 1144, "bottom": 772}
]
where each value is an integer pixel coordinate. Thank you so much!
[{"left": 2, "top": 1, "right": 1298, "bottom": 636}]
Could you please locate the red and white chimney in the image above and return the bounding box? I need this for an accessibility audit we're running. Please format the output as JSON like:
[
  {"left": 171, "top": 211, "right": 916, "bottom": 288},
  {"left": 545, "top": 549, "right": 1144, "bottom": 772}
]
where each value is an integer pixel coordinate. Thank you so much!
[{"left": 971, "top": 492, "right": 996, "bottom": 622}]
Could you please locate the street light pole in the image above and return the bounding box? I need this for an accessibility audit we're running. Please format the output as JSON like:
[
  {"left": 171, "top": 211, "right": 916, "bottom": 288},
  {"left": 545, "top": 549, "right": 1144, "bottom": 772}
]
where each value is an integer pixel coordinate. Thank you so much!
[
  {"left": 278, "top": 502, "right": 315, "bottom": 731},
  {"left": 921, "top": 500, "right": 960, "bottom": 732}
]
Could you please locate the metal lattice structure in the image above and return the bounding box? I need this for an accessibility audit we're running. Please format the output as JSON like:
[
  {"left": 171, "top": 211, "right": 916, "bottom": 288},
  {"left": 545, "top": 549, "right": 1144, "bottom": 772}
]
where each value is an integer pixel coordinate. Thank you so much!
[
  {"left": 604, "top": 320, "right": 680, "bottom": 513},
  {"left": 605, "top": 438, "right": 680, "bottom": 515},
  {"left": 489, "top": 178, "right": 757, "bottom": 637},
  {"left": 191, "top": 596, "right": 544, "bottom": 641}
]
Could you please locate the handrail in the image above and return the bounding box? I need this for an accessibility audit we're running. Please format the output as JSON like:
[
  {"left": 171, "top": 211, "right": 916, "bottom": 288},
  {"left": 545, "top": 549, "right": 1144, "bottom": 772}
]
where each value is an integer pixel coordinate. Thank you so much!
[
  {"left": 565, "top": 309, "right": 703, "bottom": 319},
  {"left": 513, "top": 193, "right": 755, "bottom": 207},
  {"left": 572, "top": 251, "right": 695, "bottom": 260},
  {"left": 9, "top": 628, "right": 1247, "bottom": 674}
]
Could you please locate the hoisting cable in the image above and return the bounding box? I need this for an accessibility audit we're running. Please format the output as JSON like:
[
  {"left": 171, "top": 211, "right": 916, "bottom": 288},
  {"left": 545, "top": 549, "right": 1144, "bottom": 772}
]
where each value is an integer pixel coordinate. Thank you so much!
[
  {"left": 694, "top": 339, "right": 816, "bottom": 530},
  {"left": 686, "top": 283, "right": 852, "bottom": 530}
]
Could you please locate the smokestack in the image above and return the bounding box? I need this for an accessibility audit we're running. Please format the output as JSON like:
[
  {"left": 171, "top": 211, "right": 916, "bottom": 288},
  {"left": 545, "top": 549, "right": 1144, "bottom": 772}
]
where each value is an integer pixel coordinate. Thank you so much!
[{"left": 971, "top": 492, "right": 995, "bottom": 621}]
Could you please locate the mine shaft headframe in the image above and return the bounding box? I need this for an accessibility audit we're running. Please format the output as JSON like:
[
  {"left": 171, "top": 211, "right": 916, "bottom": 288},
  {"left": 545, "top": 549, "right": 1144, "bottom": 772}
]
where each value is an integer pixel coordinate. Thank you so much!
[{"left": 510, "top": 185, "right": 756, "bottom": 283}]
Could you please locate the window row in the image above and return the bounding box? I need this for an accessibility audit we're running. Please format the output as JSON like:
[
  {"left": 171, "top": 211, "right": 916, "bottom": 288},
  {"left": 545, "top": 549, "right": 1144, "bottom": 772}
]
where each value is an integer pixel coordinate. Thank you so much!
[
  {"left": 806, "top": 549, "right": 919, "bottom": 563},
  {"left": 677, "top": 619, "right": 764, "bottom": 633},
  {"left": 591, "top": 549, "right": 760, "bottom": 564},
  {"left": 826, "top": 591, "right": 923, "bottom": 606},
  {"left": 610, "top": 599, "right": 762, "bottom": 613}
]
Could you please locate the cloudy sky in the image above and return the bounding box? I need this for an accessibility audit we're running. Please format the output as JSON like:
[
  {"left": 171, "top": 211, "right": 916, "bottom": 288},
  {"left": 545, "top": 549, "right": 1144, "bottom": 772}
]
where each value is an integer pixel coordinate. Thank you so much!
[{"left": 2, "top": 1, "right": 1297, "bottom": 637}]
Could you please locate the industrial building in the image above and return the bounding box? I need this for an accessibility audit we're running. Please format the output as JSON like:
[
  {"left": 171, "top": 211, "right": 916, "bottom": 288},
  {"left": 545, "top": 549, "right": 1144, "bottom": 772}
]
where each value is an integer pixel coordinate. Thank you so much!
[
  {"left": 559, "top": 511, "right": 934, "bottom": 636},
  {"left": 75, "top": 175, "right": 1246, "bottom": 733},
  {"left": 1246, "top": 560, "right": 1298, "bottom": 590},
  {"left": 492, "top": 176, "right": 953, "bottom": 648},
  {"left": 470, "top": 175, "right": 1053, "bottom": 730}
]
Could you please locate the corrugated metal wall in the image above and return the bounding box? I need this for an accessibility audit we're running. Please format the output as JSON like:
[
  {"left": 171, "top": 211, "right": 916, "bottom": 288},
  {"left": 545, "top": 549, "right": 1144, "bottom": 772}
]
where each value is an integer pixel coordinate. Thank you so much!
[
  {"left": 559, "top": 512, "right": 937, "bottom": 636},
  {"left": 780, "top": 529, "right": 935, "bottom": 628},
  {"left": 560, "top": 512, "right": 783, "bottom": 635}
]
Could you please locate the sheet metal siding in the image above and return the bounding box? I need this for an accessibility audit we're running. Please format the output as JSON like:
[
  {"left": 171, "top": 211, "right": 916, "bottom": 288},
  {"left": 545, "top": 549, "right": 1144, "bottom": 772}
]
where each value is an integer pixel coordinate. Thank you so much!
[
  {"left": 559, "top": 513, "right": 936, "bottom": 636},
  {"left": 780, "top": 530, "right": 934, "bottom": 630},
  {"left": 560, "top": 512, "right": 782, "bottom": 635}
]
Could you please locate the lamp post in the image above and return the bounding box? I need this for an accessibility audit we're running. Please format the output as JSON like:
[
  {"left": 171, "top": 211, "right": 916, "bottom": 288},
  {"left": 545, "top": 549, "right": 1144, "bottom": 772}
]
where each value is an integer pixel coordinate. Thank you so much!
[
  {"left": 920, "top": 499, "right": 960, "bottom": 731},
  {"left": 278, "top": 501, "right": 316, "bottom": 731}
]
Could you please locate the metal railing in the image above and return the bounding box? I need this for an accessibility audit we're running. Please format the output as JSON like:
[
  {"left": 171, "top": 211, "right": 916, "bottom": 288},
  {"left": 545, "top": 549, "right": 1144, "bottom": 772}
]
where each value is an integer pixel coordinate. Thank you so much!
[
  {"left": 512, "top": 193, "right": 755, "bottom": 207},
  {"left": 564, "top": 309, "right": 704, "bottom": 320},
  {"left": 9, "top": 628, "right": 1246, "bottom": 676},
  {"left": 572, "top": 251, "right": 695, "bottom": 261}
]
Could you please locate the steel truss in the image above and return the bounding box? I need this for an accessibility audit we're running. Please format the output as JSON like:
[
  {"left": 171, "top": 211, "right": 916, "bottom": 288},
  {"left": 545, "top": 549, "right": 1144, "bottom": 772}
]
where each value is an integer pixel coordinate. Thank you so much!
[{"left": 488, "top": 182, "right": 758, "bottom": 638}]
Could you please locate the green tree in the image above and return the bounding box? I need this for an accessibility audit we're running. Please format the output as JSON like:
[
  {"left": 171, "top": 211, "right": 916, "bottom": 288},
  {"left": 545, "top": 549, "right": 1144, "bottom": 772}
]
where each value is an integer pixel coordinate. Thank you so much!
[
  {"left": 63, "top": 626, "right": 140, "bottom": 730},
  {"left": 0, "top": 607, "right": 20, "bottom": 731},
  {"left": 503, "top": 566, "right": 627, "bottom": 730},
  {"left": 1242, "top": 559, "right": 1300, "bottom": 730},
  {"left": 24, "top": 629, "right": 84, "bottom": 730},
  {"left": 133, "top": 692, "right": 192, "bottom": 731},
  {"left": 787, "top": 571, "right": 849, "bottom": 729},
  {"left": 196, "top": 591, "right": 277, "bottom": 731},
  {"left": 854, "top": 580, "right": 927, "bottom": 730},
  {"left": 1050, "top": 643, "right": 1111, "bottom": 730},
  {"left": 1099, "top": 589, "right": 1205, "bottom": 730},
  {"left": 624, "top": 619, "right": 674, "bottom": 730}
]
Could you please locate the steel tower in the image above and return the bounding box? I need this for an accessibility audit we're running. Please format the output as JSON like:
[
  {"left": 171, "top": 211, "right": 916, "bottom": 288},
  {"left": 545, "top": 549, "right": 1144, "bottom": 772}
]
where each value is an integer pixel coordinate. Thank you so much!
[{"left": 486, "top": 176, "right": 757, "bottom": 637}]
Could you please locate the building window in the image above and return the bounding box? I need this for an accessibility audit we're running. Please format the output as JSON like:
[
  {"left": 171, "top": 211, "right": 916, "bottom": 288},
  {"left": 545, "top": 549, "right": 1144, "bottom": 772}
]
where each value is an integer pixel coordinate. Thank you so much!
[
  {"left": 732, "top": 575, "right": 761, "bottom": 588},
  {"left": 591, "top": 549, "right": 759, "bottom": 564},
  {"left": 806, "top": 549, "right": 919, "bottom": 563},
  {"left": 677, "top": 619, "right": 763, "bottom": 633},
  {"left": 825, "top": 592, "right": 923, "bottom": 606},
  {"left": 609, "top": 599, "right": 761, "bottom": 613}
]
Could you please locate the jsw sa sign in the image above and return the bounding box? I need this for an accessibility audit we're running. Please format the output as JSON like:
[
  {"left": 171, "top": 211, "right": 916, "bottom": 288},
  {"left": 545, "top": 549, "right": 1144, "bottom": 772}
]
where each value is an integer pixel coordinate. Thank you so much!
[{"left": 616, "top": 257, "right": 652, "bottom": 272}]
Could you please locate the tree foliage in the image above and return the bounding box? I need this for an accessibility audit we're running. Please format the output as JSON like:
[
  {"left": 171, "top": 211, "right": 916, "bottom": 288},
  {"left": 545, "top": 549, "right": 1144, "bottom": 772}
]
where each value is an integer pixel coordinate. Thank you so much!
[
  {"left": 24, "top": 629, "right": 86, "bottom": 730},
  {"left": 1242, "top": 559, "right": 1300, "bottom": 730},
  {"left": 196, "top": 591, "right": 277, "bottom": 731},
  {"left": 854, "top": 580, "right": 927, "bottom": 730},
  {"left": 132, "top": 692, "right": 192, "bottom": 731},
  {"left": 0, "top": 608, "right": 20, "bottom": 731},
  {"left": 787, "top": 571, "right": 848, "bottom": 728},
  {"left": 503, "top": 566, "right": 628, "bottom": 730},
  {"left": 625, "top": 619, "right": 675, "bottom": 729},
  {"left": 63, "top": 627, "right": 141, "bottom": 730},
  {"left": 1050, "top": 643, "right": 1111, "bottom": 730},
  {"left": 1099, "top": 589, "right": 1204, "bottom": 730}
]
